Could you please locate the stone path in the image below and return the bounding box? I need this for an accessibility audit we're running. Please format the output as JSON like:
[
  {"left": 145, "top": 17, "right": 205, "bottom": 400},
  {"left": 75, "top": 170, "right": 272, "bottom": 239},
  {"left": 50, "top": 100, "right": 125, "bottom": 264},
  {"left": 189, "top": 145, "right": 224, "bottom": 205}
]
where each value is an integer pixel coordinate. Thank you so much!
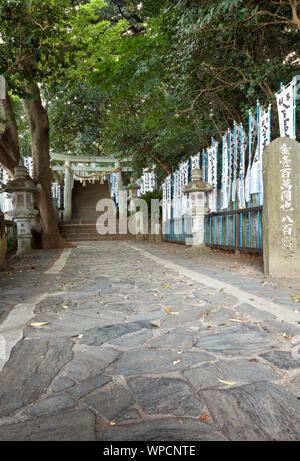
[{"left": 0, "top": 241, "right": 299, "bottom": 441}]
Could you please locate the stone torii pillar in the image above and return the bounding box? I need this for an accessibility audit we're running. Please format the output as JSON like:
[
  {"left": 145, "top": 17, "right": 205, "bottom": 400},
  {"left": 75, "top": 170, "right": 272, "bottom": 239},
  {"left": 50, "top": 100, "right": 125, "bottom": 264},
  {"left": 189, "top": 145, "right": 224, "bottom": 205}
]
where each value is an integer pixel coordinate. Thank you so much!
[
  {"left": 115, "top": 161, "right": 127, "bottom": 233},
  {"left": 64, "top": 161, "right": 73, "bottom": 221}
]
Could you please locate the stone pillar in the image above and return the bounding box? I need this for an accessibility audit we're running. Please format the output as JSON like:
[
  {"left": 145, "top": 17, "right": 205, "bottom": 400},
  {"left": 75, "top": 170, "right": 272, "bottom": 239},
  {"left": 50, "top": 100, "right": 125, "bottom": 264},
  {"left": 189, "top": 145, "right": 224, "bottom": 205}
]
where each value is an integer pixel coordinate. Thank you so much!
[
  {"left": 115, "top": 161, "right": 127, "bottom": 233},
  {"left": 64, "top": 161, "right": 72, "bottom": 221},
  {"left": 263, "top": 137, "right": 300, "bottom": 277},
  {"left": 183, "top": 168, "right": 213, "bottom": 250},
  {"left": 14, "top": 218, "right": 32, "bottom": 255}
]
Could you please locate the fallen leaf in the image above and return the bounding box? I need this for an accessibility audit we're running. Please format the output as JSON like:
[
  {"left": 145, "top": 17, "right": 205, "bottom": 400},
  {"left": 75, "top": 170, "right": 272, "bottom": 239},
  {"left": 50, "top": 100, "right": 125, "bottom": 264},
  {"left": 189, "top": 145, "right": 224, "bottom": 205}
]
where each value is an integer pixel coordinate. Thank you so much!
[
  {"left": 173, "top": 359, "right": 180, "bottom": 365},
  {"left": 177, "top": 350, "right": 183, "bottom": 355},
  {"left": 62, "top": 305, "right": 70, "bottom": 309},
  {"left": 249, "top": 298, "right": 255, "bottom": 301},
  {"left": 199, "top": 414, "right": 210, "bottom": 422},
  {"left": 217, "top": 378, "right": 237, "bottom": 386},
  {"left": 178, "top": 418, "right": 184, "bottom": 424},
  {"left": 109, "top": 422, "right": 116, "bottom": 427},
  {"left": 282, "top": 332, "right": 292, "bottom": 340},
  {"left": 165, "top": 308, "right": 173, "bottom": 314},
  {"left": 30, "top": 322, "right": 48, "bottom": 328},
  {"left": 292, "top": 296, "right": 299, "bottom": 299},
  {"left": 206, "top": 326, "right": 213, "bottom": 330},
  {"left": 164, "top": 285, "right": 169, "bottom": 289},
  {"left": 202, "top": 313, "right": 208, "bottom": 318}
]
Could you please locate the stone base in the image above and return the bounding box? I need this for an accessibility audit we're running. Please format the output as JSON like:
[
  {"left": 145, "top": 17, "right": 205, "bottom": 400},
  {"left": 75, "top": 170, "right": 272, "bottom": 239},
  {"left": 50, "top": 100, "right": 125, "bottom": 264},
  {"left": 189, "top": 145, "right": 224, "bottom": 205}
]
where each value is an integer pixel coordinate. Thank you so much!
[
  {"left": 190, "top": 244, "right": 213, "bottom": 255},
  {"left": 155, "top": 233, "right": 162, "bottom": 243},
  {"left": 135, "top": 234, "right": 146, "bottom": 242},
  {"left": 17, "top": 236, "right": 32, "bottom": 255}
]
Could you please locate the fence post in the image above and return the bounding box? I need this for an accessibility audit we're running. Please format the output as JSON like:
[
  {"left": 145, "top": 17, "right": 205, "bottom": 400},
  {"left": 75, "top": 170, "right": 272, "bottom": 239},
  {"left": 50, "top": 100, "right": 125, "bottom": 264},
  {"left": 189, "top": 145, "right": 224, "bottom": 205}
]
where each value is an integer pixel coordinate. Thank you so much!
[
  {"left": 183, "top": 168, "right": 213, "bottom": 249},
  {"left": 0, "top": 211, "right": 7, "bottom": 271},
  {"left": 263, "top": 137, "right": 300, "bottom": 277}
]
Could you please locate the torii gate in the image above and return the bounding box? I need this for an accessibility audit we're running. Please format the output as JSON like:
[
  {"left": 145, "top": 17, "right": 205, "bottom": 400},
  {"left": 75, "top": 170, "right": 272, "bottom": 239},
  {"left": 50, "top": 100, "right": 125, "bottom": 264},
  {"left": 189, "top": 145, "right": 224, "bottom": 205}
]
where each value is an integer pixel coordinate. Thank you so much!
[{"left": 50, "top": 153, "right": 132, "bottom": 221}]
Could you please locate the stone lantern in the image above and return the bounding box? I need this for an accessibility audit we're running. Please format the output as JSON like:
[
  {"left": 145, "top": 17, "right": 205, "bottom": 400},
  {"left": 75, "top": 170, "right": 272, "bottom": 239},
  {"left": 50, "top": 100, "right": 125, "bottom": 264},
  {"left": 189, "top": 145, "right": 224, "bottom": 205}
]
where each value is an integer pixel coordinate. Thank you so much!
[
  {"left": 127, "top": 179, "right": 141, "bottom": 216},
  {"left": 127, "top": 179, "right": 140, "bottom": 201},
  {"left": 2, "top": 162, "right": 38, "bottom": 255},
  {"left": 183, "top": 168, "right": 213, "bottom": 248}
]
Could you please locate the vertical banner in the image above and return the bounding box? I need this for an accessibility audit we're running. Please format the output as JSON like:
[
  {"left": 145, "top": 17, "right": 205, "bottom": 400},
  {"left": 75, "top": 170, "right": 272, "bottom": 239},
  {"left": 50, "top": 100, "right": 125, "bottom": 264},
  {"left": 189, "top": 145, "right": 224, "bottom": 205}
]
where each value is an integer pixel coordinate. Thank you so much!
[
  {"left": 258, "top": 104, "right": 271, "bottom": 202},
  {"left": 259, "top": 105, "right": 271, "bottom": 154},
  {"left": 180, "top": 160, "right": 189, "bottom": 214},
  {"left": 246, "top": 111, "right": 258, "bottom": 198},
  {"left": 239, "top": 124, "right": 246, "bottom": 209},
  {"left": 221, "top": 133, "right": 230, "bottom": 209},
  {"left": 231, "top": 123, "right": 237, "bottom": 203},
  {"left": 140, "top": 174, "right": 145, "bottom": 195},
  {"left": 172, "top": 170, "right": 178, "bottom": 218},
  {"left": 139, "top": 168, "right": 156, "bottom": 194},
  {"left": 276, "top": 79, "right": 296, "bottom": 139},
  {"left": 162, "top": 180, "right": 167, "bottom": 223},
  {"left": 166, "top": 175, "right": 171, "bottom": 221},
  {"left": 207, "top": 141, "right": 218, "bottom": 212},
  {"left": 228, "top": 129, "right": 234, "bottom": 202},
  {"left": 191, "top": 152, "right": 200, "bottom": 170}
]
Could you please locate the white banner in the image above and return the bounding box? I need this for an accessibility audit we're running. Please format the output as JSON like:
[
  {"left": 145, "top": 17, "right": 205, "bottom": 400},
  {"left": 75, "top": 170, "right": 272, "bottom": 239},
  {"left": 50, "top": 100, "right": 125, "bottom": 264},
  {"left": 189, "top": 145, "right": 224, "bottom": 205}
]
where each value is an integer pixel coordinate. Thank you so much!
[
  {"left": 191, "top": 152, "right": 200, "bottom": 170},
  {"left": 140, "top": 169, "right": 156, "bottom": 194},
  {"left": 172, "top": 170, "right": 179, "bottom": 218},
  {"left": 239, "top": 125, "right": 246, "bottom": 209},
  {"left": 221, "top": 134, "right": 230, "bottom": 209},
  {"left": 245, "top": 112, "right": 257, "bottom": 201},
  {"left": 250, "top": 146, "right": 260, "bottom": 195},
  {"left": 258, "top": 105, "right": 271, "bottom": 202},
  {"left": 180, "top": 160, "right": 189, "bottom": 215},
  {"left": 259, "top": 105, "right": 271, "bottom": 155},
  {"left": 166, "top": 175, "right": 171, "bottom": 221},
  {"left": 207, "top": 143, "right": 218, "bottom": 212},
  {"left": 276, "top": 80, "right": 295, "bottom": 138}
]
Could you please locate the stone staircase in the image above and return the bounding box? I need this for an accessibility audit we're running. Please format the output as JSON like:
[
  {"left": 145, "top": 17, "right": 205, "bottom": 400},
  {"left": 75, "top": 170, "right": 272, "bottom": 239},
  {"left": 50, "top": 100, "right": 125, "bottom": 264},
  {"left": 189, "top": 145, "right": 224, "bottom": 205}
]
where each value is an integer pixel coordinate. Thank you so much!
[{"left": 59, "top": 220, "right": 133, "bottom": 242}]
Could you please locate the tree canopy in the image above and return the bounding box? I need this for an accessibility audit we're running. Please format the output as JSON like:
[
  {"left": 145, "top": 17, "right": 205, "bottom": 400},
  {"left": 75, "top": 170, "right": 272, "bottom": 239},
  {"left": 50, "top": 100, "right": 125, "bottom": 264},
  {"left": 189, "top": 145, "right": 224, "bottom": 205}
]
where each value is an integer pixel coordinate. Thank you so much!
[
  {"left": 1, "top": 0, "right": 300, "bottom": 183},
  {"left": 47, "top": 0, "right": 300, "bottom": 181}
]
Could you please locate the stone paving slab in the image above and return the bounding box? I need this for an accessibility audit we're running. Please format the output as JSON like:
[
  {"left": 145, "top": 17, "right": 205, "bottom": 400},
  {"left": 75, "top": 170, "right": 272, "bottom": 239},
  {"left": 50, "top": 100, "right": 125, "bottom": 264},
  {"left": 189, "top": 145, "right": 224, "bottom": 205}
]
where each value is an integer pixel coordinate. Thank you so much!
[
  {"left": 0, "top": 240, "right": 299, "bottom": 441},
  {"left": 259, "top": 350, "right": 300, "bottom": 370},
  {"left": 0, "top": 337, "right": 73, "bottom": 417},
  {"left": 202, "top": 381, "right": 300, "bottom": 441},
  {"left": 0, "top": 410, "right": 96, "bottom": 441},
  {"left": 101, "top": 417, "right": 228, "bottom": 441},
  {"left": 195, "top": 324, "right": 280, "bottom": 356}
]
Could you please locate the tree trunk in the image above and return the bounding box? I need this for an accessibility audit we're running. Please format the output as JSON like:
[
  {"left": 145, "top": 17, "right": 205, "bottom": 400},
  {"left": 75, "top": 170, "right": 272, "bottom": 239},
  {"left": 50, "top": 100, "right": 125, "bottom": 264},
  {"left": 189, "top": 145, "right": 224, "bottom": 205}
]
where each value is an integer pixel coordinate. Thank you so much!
[
  {"left": 0, "top": 90, "right": 20, "bottom": 176},
  {"left": 22, "top": 83, "right": 73, "bottom": 249},
  {"left": 0, "top": 211, "right": 7, "bottom": 271}
]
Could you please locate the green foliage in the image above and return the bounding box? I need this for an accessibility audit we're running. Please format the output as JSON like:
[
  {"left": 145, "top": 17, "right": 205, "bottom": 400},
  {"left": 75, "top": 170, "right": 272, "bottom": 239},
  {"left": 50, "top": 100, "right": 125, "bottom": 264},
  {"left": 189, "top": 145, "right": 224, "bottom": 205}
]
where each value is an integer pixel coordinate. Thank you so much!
[{"left": 3, "top": 0, "right": 298, "bottom": 186}]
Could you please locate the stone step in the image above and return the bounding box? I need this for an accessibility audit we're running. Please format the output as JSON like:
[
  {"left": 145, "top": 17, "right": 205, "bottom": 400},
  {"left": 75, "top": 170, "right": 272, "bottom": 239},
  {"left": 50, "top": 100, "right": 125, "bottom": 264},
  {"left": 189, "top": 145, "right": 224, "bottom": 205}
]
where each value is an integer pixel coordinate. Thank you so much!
[
  {"left": 60, "top": 227, "right": 121, "bottom": 234},
  {"left": 60, "top": 231, "right": 126, "bottom": 238},
  {"left": 63, "top": 234, "right": 134, "bottom": 242}
]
